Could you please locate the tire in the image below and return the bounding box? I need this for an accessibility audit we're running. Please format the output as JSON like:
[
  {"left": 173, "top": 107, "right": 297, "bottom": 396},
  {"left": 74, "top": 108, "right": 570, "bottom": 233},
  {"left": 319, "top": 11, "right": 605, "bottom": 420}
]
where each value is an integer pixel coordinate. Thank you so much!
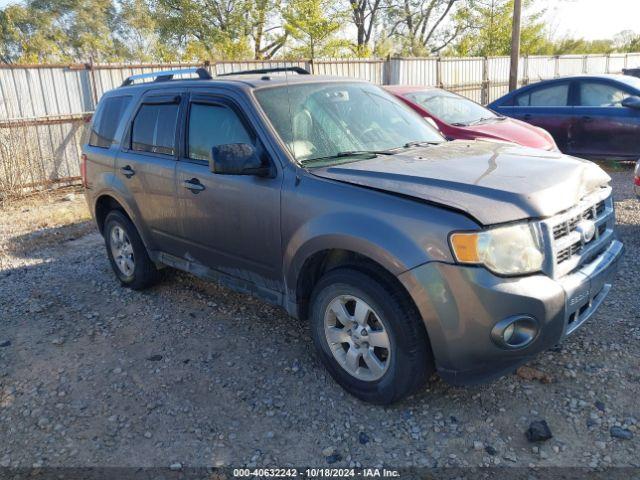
[
  {"left": 309, "top": 268, "right": 434, "bottom": 404},
  {"left": 103, "top": 210, "right": 160, "bottom": 290}
]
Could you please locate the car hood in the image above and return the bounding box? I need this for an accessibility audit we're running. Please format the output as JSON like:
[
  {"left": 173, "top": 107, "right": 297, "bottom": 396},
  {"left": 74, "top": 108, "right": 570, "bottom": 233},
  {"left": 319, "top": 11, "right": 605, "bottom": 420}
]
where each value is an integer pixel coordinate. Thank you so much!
[
  {"left": 463, "top": 118, "right": 553, "bottom": 149},
  {"left": 310, "top": 141, "right": 610, "bottom": 225}
]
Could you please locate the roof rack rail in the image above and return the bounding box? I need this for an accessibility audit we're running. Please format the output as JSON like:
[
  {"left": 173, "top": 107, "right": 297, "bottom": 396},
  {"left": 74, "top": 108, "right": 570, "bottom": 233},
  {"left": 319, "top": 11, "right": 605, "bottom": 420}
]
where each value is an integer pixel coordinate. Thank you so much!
[
  {"left": 121, "top": 67, "right": 212, "bottom": 86},
  {"left": 217, "top": 66, "right": 310, "bottom": 77}
]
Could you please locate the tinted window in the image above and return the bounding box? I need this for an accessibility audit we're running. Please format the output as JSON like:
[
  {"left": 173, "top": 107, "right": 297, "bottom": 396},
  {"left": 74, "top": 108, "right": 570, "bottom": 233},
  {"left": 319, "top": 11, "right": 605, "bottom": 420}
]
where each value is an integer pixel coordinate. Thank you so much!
[
  {"left": 515, "top": 84, "right": 569, "bottom": 107},
  {"left": 188, "top": 103, "right": 252, "bottom": 161},
  {"left": 579, "top": 82, "right": 628, "bottom": 107},
  {"left": 89, "top": 95, "right": 131, "bottom": 148},
  {"left": 131, "top": 102, "right": 179, "bottom": 155}
]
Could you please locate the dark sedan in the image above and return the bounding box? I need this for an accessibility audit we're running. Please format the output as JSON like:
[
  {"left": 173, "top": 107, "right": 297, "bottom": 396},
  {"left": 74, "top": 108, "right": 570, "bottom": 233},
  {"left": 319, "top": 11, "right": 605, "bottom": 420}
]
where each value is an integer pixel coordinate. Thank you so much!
[{"left": 489, "top": 75, "right": 640, "bottom": 160}]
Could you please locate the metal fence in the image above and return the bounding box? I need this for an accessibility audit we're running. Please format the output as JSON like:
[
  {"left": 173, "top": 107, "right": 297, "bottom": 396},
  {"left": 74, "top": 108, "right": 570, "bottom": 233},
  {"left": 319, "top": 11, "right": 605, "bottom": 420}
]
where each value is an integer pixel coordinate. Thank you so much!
[{"left": 2, "top": 52, "right": 640, "bottom": 191}]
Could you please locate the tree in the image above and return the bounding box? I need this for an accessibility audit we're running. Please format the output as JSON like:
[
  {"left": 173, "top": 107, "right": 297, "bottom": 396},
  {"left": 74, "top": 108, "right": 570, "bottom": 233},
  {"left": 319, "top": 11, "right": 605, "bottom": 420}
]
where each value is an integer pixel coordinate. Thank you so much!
[
  {"left": 449, "top": 0, "right": 551, "bottom": 57},
  {"left": 614, "top": 30, "right": 640, "bottom": 53},
  {"left": 119, "top": 0, "right": 172, "bottom": 62},
  {"left": 283, "top": 0, "right": 348, "bottom": 59},
  {"left": 348, "top": 0, "right": 383, "bottom": 55},
  {"left": 249, "top": 0, "right": 287, "bottom": 59},
  {"left": 0, "top": 0, "right": 125, "bottom": 63},
  {"left": 384, "top": 0, "right": 471, "bottom": 56}
]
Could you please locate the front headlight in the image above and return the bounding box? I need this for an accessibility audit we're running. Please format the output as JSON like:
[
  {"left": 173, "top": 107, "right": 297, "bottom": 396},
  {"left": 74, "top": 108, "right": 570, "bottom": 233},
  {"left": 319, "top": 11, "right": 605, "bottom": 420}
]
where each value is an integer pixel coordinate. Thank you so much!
[{"left": 450, "top": 223, "right": 544, "bottom": 275}]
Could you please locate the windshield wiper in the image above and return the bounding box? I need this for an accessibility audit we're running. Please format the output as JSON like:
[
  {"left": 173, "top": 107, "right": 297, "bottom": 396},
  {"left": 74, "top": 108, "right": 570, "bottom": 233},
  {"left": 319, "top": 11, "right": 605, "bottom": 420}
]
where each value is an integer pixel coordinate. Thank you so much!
[
  {"left": 402, "top": 140, "right": 441, "bottom": 148},
  {"left": 300, "top": 150, "right": 394, "bottom": 166},
  {"left": 467, "top": 117, "right": 499, "bottom": 126}
]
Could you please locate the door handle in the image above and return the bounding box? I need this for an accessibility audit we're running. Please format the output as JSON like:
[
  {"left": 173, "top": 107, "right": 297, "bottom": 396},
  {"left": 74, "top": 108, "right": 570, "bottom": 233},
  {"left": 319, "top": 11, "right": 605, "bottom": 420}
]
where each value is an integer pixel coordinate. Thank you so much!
[
  {"left": 523, "top": 113, "right": 532, "bottom": 120},
  {"left": 183, "top": 178, "right": 205, "bottom": 193},
  {"left": 120, "top": 165, "right": 135, "bottom": 178},
  {"left": 581, "top": 115, "right": 593, "bottom": 123}
]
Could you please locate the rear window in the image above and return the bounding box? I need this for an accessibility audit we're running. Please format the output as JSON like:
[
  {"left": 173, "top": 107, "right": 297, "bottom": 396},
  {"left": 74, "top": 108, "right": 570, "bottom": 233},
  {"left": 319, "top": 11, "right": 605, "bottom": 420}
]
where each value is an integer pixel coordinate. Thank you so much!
[
  {"left": 89, "top": 95, "right": 132, "bottom": 148},
  {"left": 131, "top": 102, "right": 179, "bottom": 156},
  {"left": 515, "top": 84, "right": 569, "bottom": 107}
]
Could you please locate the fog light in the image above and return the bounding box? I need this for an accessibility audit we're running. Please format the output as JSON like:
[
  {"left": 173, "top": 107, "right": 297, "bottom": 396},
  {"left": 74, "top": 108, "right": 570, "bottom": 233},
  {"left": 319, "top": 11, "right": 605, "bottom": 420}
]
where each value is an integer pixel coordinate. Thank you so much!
[{"left": 491, "top": 316, "right": 538, "bottom": 349}]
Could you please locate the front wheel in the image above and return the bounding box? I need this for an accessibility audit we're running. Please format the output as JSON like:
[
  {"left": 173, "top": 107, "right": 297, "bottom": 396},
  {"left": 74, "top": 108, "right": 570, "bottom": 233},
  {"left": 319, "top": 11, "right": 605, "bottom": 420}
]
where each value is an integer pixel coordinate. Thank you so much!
[{"left": 309, "top": 268, "right": 434, "bottom": 404}]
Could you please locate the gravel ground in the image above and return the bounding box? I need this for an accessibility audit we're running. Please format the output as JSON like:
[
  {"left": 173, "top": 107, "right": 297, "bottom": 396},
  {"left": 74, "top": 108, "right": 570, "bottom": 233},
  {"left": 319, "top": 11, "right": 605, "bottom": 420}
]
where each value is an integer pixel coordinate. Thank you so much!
[{"left": 0, "top": 171, "right": 638, "bottom": 469}]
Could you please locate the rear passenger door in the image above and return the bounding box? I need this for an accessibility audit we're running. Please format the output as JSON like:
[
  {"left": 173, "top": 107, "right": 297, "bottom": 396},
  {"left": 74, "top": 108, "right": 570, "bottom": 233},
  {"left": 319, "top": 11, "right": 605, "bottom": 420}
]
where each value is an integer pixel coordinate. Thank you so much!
[
  {"left": 116, "top": 90, "right": 184, "bottom": 255},
  {"left": 175, "top": 91, "right": 282, "bottom": 286},
  {"left": 507, "top": 81, "right": 574, "bottom": 152}
]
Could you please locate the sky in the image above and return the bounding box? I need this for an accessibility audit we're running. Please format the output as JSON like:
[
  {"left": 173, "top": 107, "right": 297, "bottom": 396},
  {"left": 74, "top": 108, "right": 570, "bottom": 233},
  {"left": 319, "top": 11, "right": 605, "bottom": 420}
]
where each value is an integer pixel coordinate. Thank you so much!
[
  {"left": 0, "top": 0, "right": 638, "bottom": 41},
  {"left": 539, "top": 0, "right": 639, "bottom": 40}
]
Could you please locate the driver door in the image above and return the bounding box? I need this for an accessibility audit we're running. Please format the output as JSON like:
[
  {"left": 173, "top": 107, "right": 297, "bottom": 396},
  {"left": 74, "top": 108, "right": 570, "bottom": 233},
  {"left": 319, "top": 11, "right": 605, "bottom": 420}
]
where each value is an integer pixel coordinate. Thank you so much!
[
  {"left": 175, "top": 91, "right": 283, "bottom": 285},
  {"left": 571, "top": 79, "right": 640, "bottom": 159}
]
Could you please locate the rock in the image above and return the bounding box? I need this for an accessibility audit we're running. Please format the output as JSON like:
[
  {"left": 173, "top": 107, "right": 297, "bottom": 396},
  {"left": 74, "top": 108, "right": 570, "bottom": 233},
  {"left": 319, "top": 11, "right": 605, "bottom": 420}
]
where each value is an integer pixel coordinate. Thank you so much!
[
  {"left": 0, "top": 340, "right": 10, "bottom": 348},
  {"left": 322, "top": 446, "right": 336, "bottom": 456},
  {"left": 51, "top": 338, "right": 64, "bottom": 346},
  {"left": 485, "top": 445, "right": 497, "bottom": 456},
  {"left": 473, "top": 441, "right": 484, "bottom": 451},
  {"left": 144, "top": 431, "right": 152, "bottom": 438},
  {"left": 169, "top": 462, "right": 182, "bottom": 471},
  {"left": 526, "top": 420, "right": 553, "bottom": 442},
  {"left": 595, "top": 401, "right": 606, "bottom": 412},
  {"left": 516, "top": 366, "right": 554, "bottom": 384},
  {"left": 326, "top": 454, "right": 342, "bottom": 464},
  {"left": 358, "top": 432, "right": 369, "bottom": 445},
  {"left": 146, "top": 354, "right": 163, "bottom": 361},
  {"left": 610, "top": 426, "right": 633, "bottom": 440}
]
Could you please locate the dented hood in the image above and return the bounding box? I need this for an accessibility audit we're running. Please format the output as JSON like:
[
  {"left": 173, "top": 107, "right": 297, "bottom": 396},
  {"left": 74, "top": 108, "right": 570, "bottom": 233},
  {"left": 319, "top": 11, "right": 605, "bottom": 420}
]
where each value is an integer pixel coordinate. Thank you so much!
[{"left": 310, "top": 141, "right": 611, "bottom": 225}]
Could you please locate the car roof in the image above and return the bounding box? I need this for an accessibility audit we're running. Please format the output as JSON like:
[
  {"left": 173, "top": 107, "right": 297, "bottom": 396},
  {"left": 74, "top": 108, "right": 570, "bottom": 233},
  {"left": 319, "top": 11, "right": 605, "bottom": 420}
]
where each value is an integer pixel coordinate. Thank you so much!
[
  {"left": 488, "top": 73, "right": 640, "bottom": 106},
  {"left": 107, "top": 74, "right": 369, "bottom": 97},
  {"left": 384, "top": 85, "right": 441, "bottom": 95}
]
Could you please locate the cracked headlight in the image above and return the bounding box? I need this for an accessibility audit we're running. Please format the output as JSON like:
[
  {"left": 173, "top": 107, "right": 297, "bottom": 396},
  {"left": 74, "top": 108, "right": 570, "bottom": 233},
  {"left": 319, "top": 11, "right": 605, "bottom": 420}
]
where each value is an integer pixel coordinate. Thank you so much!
[{"left": 449, "top": 223, "right": 544, "bottom": 275}]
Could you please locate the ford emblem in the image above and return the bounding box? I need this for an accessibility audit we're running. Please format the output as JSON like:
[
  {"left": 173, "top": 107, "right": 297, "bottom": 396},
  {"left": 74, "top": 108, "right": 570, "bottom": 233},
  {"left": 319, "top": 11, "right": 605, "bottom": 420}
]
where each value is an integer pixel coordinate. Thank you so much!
[{"left": 576, "top": 220, "right": 596, "bottom": 244}]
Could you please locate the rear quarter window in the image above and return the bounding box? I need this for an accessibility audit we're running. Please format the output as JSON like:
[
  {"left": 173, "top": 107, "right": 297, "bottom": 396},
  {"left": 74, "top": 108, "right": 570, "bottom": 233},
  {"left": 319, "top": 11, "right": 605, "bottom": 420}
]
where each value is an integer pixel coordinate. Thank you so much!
[{"left": 89, "top": 95, "right": 132, "bottom": 148}]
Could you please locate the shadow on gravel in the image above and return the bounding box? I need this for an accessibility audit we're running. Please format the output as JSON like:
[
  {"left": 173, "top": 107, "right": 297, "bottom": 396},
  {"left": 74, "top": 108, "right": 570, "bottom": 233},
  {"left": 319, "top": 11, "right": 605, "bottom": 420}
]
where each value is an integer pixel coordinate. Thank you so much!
[{"left": 3, "top": 220, "right": 96, "bottom": 259}]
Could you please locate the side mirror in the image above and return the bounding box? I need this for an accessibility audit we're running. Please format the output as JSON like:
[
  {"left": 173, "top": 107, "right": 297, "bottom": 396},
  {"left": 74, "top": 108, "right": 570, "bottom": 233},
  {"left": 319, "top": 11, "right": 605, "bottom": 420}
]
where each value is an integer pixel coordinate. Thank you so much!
[
  {"left": 210, "top": 143, "right": 272, "bottom": 177},
  {"left": 622, "top": 96, "right": 640, "bottom": 110}
]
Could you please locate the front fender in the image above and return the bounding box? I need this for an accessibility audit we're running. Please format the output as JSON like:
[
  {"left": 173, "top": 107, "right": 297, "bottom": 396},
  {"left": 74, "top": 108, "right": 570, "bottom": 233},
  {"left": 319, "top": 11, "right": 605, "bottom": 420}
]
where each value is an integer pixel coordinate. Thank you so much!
[{"left": 283, "top": 211, "right": 436, "bottom": 299}]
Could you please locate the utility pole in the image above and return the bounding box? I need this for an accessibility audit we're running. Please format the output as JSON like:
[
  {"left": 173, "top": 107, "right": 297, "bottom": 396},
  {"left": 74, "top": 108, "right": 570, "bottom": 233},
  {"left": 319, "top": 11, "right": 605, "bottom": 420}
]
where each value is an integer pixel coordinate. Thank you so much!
[{"left": 509, "top": 0, "right": 522, "bottom": 91}]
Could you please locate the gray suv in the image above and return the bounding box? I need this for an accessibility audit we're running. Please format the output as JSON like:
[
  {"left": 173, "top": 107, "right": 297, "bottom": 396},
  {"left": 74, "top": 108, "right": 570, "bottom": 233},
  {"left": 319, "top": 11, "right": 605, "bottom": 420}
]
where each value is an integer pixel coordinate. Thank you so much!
[{"left": 82, "top": 67, "right": 623, "bottom": 404}]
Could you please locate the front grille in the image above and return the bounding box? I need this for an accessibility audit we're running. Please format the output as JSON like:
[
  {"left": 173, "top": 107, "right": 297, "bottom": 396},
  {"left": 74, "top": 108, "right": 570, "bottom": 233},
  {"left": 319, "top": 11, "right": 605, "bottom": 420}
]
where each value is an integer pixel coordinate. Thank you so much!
[{"left": 542, "top": 187, "right": 614, "bottom": 278}]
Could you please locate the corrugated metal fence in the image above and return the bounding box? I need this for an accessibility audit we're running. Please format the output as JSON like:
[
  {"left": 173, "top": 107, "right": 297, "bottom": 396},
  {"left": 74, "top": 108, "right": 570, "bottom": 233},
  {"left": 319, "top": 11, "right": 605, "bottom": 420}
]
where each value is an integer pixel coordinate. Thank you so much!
[{"left": 1, "top": 53, "right": 639, "bottom": 191}]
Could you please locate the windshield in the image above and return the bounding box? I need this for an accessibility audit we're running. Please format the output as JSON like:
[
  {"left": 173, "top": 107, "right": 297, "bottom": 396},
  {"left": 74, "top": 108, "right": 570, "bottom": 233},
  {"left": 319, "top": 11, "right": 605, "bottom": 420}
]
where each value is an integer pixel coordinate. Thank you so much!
[
  {"left": 617, "top": 74, "right": 640, "bottom": 91},
  {"left": 254, "top": 82, "right": 443, "bottom": 163},
  {"left": 405, "top": 90, "right": 497, "bottom": 125}
]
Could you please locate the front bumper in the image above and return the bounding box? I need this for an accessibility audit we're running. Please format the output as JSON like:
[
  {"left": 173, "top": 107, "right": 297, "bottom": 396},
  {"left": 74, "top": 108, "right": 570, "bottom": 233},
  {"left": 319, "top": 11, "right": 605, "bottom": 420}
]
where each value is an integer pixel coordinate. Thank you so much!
[{"left": 398, "top": 239, "right": 624, "bottom": 386}]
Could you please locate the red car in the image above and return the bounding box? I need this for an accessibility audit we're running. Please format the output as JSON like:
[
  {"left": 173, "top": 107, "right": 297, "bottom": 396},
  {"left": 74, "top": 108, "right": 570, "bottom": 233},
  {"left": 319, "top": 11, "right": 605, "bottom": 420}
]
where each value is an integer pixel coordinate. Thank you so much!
[{"left": 385, "top": 85, "right": 558, "bottom": 151}]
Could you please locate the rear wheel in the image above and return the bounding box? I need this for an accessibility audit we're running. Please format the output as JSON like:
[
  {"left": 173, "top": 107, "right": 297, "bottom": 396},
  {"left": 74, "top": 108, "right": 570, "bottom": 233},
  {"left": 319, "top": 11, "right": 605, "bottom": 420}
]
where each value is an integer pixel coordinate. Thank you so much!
[
  {"left": 309, "top": 268, "right": 433, "bottom": 404},
  {"left": 104, "top": 210, "right": 160, "bottom": 290}
]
